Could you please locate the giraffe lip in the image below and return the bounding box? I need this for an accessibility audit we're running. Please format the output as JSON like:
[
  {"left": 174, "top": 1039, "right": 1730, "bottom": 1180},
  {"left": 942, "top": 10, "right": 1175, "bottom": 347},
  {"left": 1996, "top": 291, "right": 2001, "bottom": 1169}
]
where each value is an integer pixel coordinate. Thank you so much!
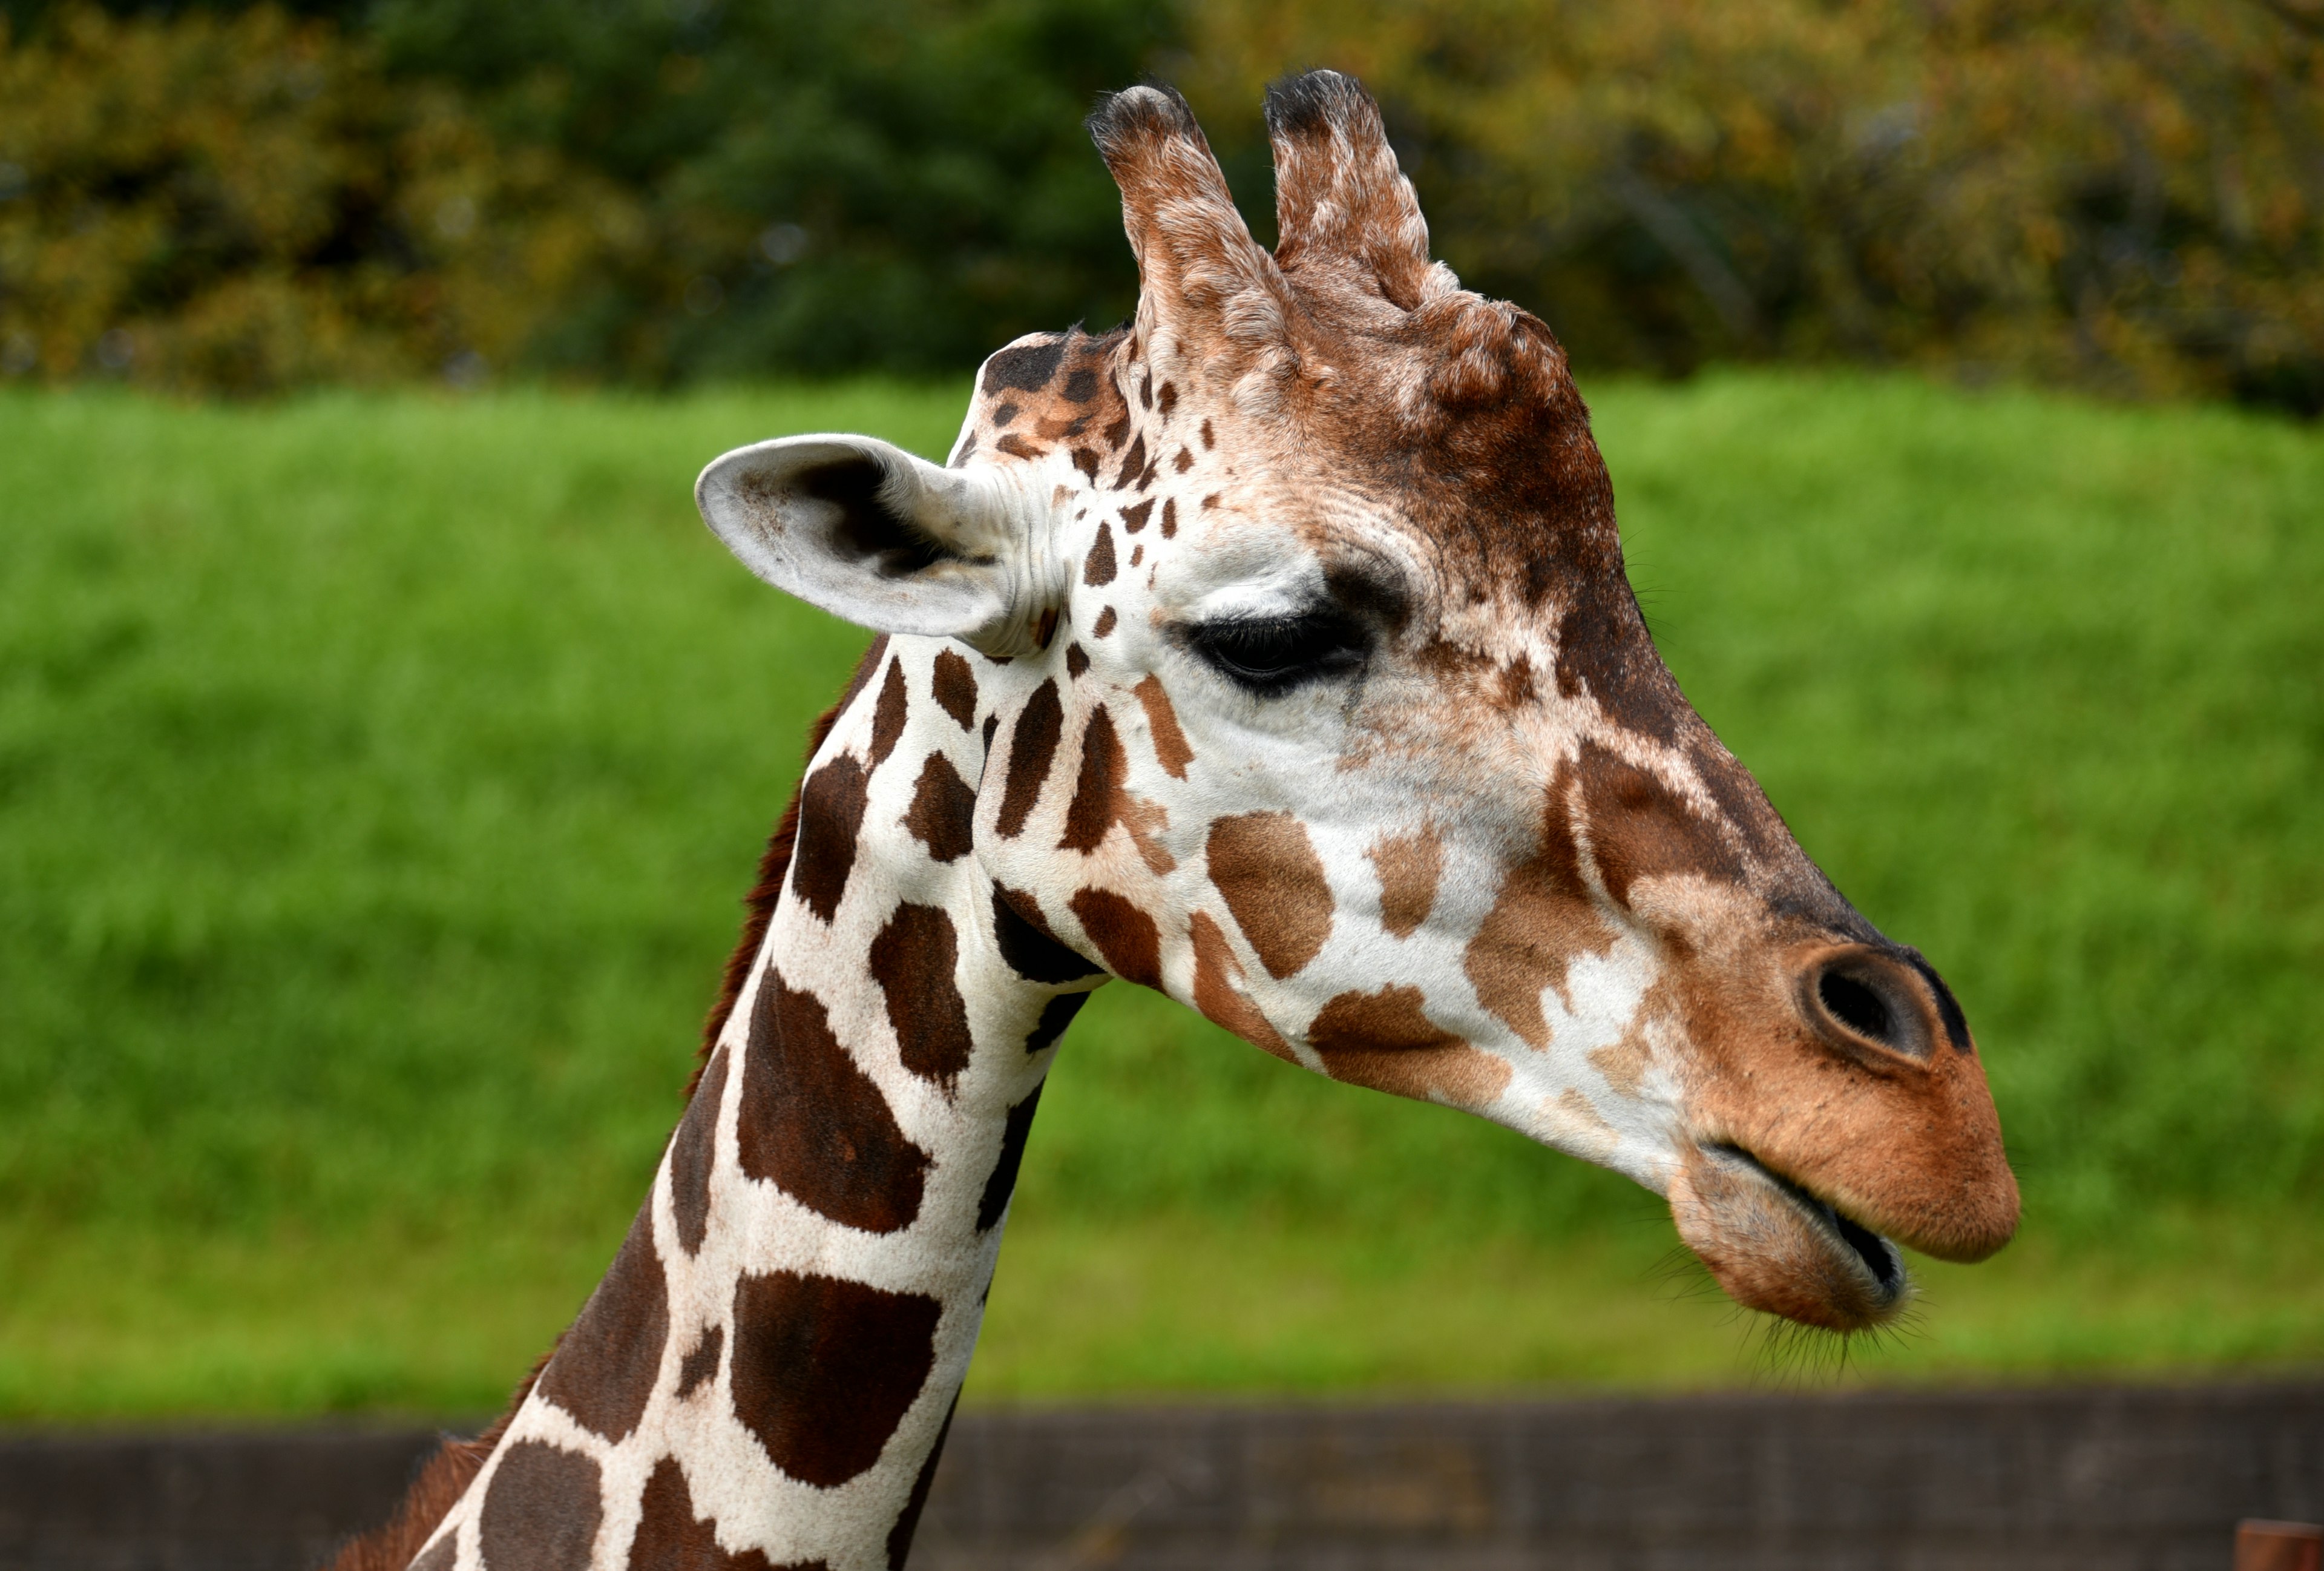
[{"left": 1707, "top": 1142, "right": 1909, "bottom": 1307}]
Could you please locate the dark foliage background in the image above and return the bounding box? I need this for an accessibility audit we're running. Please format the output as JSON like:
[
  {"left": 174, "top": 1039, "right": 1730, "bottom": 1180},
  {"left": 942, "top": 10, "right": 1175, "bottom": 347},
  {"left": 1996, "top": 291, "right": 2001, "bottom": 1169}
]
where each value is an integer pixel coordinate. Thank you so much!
[{"left": 2, "top": 0, "right": 2319, "bottom": 410}]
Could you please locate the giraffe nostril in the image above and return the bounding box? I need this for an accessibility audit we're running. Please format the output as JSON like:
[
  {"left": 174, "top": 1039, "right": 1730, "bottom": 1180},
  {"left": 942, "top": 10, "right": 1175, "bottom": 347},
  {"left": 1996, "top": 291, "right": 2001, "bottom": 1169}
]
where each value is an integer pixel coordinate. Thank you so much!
[
  {"left": 1805, "top": 950, "right": 1936, "bottom": 1062},
  {"left": 1818, "top": 970, "right": 1894, "bottom": 1044}
]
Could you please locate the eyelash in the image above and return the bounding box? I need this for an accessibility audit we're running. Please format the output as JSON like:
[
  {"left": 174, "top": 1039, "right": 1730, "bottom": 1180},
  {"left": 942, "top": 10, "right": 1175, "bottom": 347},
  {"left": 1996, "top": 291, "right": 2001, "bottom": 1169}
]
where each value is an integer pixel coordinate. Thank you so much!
[{"left": 1183, "top": 612, "right": 1370, "bottom": 696}]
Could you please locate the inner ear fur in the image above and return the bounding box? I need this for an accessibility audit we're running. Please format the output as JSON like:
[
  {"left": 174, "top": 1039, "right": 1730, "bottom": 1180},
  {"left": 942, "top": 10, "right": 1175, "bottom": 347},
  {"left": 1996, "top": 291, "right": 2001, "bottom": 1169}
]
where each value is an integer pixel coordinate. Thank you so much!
[{"left": 697, "top": 434, "right": 1049, "bottom": 654}]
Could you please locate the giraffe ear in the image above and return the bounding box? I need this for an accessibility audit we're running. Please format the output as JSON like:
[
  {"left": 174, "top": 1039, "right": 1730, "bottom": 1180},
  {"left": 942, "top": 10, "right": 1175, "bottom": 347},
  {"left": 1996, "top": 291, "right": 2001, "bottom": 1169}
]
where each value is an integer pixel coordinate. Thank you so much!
[{"left": 697, "top": 435, "right": 1054, "bottom": 656}]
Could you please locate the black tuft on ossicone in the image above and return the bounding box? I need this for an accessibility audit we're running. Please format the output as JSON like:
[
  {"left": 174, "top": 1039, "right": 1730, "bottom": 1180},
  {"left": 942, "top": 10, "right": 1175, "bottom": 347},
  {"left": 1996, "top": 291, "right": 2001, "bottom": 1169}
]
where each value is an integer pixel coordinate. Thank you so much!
[
  {"left": 1262, "top": 68, "right": 1375, "bottom": 140},
  {"left": 1086, "top": 81, "right": 1203, "bottom": 159}
]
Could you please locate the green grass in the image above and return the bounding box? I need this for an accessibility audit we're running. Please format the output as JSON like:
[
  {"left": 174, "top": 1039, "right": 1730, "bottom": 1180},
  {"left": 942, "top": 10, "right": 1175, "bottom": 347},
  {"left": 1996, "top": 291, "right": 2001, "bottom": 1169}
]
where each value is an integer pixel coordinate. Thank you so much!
[{"left": 1, "top": 372, "right": 2319, "bottom": 1420}]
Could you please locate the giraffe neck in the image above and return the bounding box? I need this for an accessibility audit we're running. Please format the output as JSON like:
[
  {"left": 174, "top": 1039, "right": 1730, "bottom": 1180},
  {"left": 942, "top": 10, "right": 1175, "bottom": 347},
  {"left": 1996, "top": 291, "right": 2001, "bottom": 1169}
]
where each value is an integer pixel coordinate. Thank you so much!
[{"left": 419, "top": 636, "right": 1098, "bottom": 1571}]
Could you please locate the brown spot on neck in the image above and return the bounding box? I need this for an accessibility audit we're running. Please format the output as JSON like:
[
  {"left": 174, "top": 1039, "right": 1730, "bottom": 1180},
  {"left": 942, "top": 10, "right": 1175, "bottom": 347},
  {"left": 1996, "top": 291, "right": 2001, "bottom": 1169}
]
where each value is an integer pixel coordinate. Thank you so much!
[
  {"left": 868, "top": 904, "right": 975, "bottom": 1093},
  {"left": 1207, "top": 812, "right": 1334, "bottom": 978},
  {"left": 1083, "top": 522, "right": 1117, "bottom": 586},
  {"left": 930, "top": 648, "right": 978, "bottom": 730},
  {"left": 535, "top": 1206, "right": 668, "bottom": 1443},
  {"left": 902, "top": 751, "right": 976, "bottom": 863},
  {"left": 737, "top": 969, "right": 929, "bottom": 1233},
  {"left": 629, "top": 1456, "right": 814, "bottom": 1571},
  {"left": 995, "top": 680, "right": 1063, "bottom": 838},
  {"left": 480, "top": 1442, "right": 602, "bottom": 1571},
  {"left": 729, "top": 1270, "right": 940, "bottom": 1489},
  {"left": 669, "top": 1046, "right": 727, "bottom": 1254},
  {"left": 790, "top": 756, "right": 870, "bottom": 922}
]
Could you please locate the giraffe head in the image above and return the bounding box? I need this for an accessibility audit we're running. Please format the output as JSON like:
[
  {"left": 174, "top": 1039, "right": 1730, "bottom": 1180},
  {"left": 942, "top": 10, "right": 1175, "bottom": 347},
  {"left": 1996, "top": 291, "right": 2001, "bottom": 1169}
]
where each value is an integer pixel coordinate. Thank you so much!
[{"left": 698, "top": 74, "right": 2017, "bottom": 1332}]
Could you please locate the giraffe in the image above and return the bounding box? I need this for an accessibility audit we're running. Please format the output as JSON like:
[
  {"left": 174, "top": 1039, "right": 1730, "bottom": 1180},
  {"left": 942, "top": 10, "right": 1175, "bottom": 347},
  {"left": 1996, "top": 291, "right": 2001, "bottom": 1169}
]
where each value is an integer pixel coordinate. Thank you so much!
[{"left": 335, "top": 72, "right": 2017, "bottom": 1571}]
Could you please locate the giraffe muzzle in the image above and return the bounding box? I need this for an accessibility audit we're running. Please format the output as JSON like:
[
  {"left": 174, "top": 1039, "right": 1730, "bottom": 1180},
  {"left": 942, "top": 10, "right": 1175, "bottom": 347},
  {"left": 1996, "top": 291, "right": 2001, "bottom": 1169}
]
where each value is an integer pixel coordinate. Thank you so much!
[{"left": 1670, "top": 1142, "right": 1913, "bottom": 1332}]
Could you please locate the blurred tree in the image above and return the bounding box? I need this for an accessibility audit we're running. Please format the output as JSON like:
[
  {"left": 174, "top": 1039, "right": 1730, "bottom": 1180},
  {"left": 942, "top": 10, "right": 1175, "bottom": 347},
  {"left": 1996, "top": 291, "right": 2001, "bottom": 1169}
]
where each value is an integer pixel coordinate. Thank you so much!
[
  {"left": 1178, "top": 0, "right": 2324, "bottom": 412},
  {"left": 359, "top": 0, "right": 1175, "bottom": 378},
  {"left": 2, "top": 0, "right": 2318, "bottom": 408},
  {"left": 0, "top": 4, "right": 643, "bottom": 392}
]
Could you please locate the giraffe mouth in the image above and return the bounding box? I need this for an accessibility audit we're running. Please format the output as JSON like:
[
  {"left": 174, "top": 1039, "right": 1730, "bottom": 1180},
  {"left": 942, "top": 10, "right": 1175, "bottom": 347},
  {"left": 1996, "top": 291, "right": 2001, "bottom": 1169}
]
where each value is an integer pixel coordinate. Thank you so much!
[{"left": 1671, "top": 1143, "right": 1911, "bottom": 1331}]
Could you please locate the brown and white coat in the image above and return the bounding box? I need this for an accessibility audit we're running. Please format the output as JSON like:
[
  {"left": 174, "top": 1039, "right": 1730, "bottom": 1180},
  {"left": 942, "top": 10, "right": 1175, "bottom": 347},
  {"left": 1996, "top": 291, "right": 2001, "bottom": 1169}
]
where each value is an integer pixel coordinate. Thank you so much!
[{"left": 339, "top": 72, "right": 2017, "bottom": 1571}]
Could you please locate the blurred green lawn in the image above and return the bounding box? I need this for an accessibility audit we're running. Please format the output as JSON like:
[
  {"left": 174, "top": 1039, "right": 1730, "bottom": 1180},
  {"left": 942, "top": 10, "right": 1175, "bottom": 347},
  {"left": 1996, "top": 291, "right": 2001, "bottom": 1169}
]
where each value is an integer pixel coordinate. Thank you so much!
[{"left": 1, "top": 372, "right": 2318, "bottom": 1421}]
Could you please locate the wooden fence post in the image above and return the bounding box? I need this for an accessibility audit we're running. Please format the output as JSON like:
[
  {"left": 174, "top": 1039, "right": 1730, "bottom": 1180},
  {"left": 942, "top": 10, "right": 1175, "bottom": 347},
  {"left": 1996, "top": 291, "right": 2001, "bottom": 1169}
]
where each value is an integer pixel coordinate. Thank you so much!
[{"left": 2238, "top": 1520, "right": 2324, "bottom": 1571}]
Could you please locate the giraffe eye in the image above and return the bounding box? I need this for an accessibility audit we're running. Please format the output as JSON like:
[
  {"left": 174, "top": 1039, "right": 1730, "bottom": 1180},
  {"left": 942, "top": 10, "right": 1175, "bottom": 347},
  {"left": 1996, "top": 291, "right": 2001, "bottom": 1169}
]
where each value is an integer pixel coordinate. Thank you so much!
[{"left": 1184, "top": 611, "right": 1368, "bottom": 696}]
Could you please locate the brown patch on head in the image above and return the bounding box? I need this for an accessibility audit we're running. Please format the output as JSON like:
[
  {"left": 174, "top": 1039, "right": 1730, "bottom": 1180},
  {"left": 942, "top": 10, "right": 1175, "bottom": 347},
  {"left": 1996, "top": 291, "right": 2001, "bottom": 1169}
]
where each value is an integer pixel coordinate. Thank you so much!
[
  {"left": 1131, "top": 675, "right": 1194, "bottom": 779},
  {"left": 1463, "top": 771, "right": 1614, "bottom": 1047},
  {"left": 1120, "top": 499, "right": 1154, "bottom": 534},
  {"left": 868, "top": 659, "right": 908, "bottom": 769},
  {"left": 1577, "top": 739, "right": 1742, "bottom": 906},
  {"left": 1058, "top": 705, "right": 1126, "bottom": 853},
  {"left": 1093, "top": 606, "right": 1118, "bottom": 637},
  {"left": 536, "top": 1206, "right": 668, "bottom": 1443},
  {"left": 996, "top": 433, "right": 1042, "bottom": 461},
  {"left": 1071, "top": 447, "right": 1099, "bottom": 480},
  {"left": 930, "top": 649, "right": 977, "bottom": 730},
  {"left": 729, "top": 1270, "right": 940, "bottom": 1488},
  {"left": 1129, "top": 544, "right": 1144, "bottom": 567},
  {"left": 628, "top": 1456, "right": 809, "bottom": 1571},
  {"left": 996, "top": 679, "right": 1063, "bottom": 837},
  {"left": 1058, "top": 706, "right": 1175, "bottom": 874},
  {"left": 1189, "top": 911, "right": 1294, "bottom": 1062},
  {"left": 1307, "top": 986, "right": 1511, "bottom": 1108},
  {"left": 868, "top": 903, "right": 976, "bottom": 1093},
  {"left": 738, "top": 968, "right": 929, "bottom": 1233},
  {"left": 1367, "top": 825, "right": 1442, "bottom": 939},
  {"left": 975, "top": 1085, "right": 1043, "bottom": 1230},
  {"left": 675, "top": 1326, "right": 723, "bottom": 1401},
  {"left": 1207, "top": 812, "right": 1334, "bottom": 979},
  {"left": 1590, "top": 1018, "right": 1653, "bottom": 1098},
  {"left": 1084, "top": 522, "right": 1117, "bottom": 586},
  {"left": 1157, "top": 381, "right": 1178, "bottom": 417},
  {"left": 479, "top": 1441, "right": 602, "bottom": 1571},
  {"left": 1104, "top": 413, "right": 1131, "bottom": 449},
  {"left": 1160, "top": 498, "right": 1177, "bottom": 538},
  {"left": 1068, "top": 886, "right": 1162, "bottom": 987},
  {"left": 1200, "top": 418, "right": 1214, "bottom": 449},
  {"left": 790, "top": 756, "right": 869, "bottom": 923},
  {"left": 982, "top": 337, "right": 1065, "bottom": 394},
  {"left": 902, "top": 751, "right": 976, "bottom": 863},
  {"left": 1065, "top": 641, "right": 1089, "bottom": 679},
  {"left": 1173, "top": 447, "right": 1193, "bottom": 472}
]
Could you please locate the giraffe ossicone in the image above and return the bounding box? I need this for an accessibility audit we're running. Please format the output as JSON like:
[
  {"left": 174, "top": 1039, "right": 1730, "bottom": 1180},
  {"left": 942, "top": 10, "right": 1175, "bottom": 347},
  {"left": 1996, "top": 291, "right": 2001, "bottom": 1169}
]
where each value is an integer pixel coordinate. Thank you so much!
[{"left": 343, "top": 71, "right": 2017, "bottom": 1571}]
